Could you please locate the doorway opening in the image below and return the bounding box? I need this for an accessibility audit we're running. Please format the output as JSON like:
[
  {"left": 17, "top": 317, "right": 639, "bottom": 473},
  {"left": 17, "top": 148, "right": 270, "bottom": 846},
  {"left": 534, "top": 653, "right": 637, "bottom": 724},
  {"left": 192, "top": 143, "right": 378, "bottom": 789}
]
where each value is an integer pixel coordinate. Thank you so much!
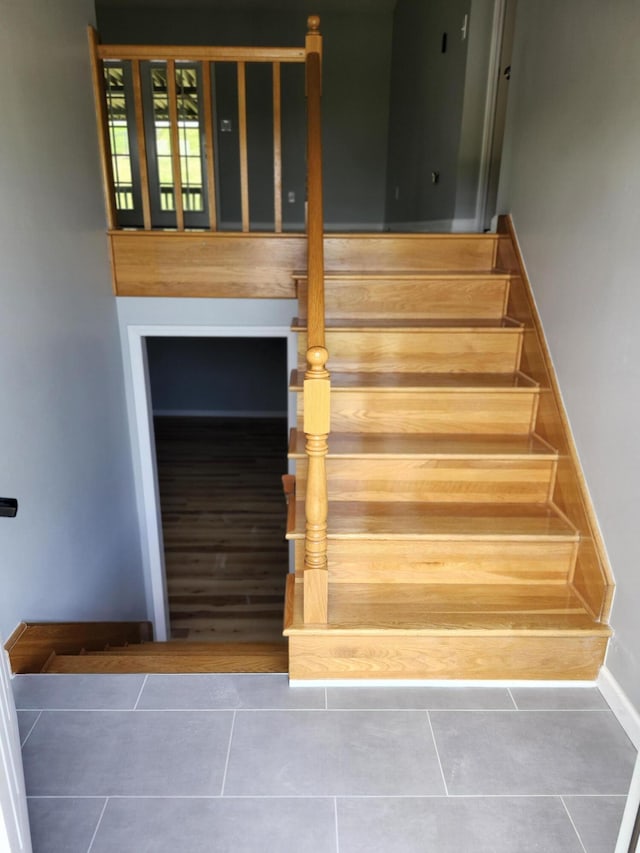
[
  {"left": 146, "top": 336, "right": 289, "bottom": 643},
  {"left": 127, "top": 325, "right": 296, "bottom": 642}
]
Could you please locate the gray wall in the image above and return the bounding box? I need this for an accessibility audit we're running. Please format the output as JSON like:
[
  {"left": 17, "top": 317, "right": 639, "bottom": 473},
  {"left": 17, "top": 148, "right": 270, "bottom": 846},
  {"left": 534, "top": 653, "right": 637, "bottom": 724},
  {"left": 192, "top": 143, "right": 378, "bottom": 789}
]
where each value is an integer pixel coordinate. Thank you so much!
[
  {"left": 385, "top": 0, "right": 471, "bottom": 228},
  {"left": 95, "top": 1, "right": 394, "bottom": 229},
  {"left": 497, "top": 0, "right": 640, "bottom": 708},
  {"left": 147, "top": 337, "right": 288, "bottom": 414},
  {"left": 0, "top": 0, "right": 146, "bottom": 637}
]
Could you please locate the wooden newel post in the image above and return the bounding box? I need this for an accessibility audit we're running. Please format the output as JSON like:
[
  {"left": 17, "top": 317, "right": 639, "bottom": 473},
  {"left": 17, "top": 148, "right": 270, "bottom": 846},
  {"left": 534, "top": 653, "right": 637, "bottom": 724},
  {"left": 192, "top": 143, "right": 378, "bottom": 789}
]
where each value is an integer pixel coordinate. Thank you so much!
[{"left": 303, "top": 345, "right": 330, "bottom": 623}]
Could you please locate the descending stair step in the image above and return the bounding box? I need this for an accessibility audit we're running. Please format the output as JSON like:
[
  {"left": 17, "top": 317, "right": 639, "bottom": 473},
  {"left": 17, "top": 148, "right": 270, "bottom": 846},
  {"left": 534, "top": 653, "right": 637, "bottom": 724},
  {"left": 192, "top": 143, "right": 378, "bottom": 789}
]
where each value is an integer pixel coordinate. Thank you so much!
[
  {"left": 287, "top": 500, "right": 577, "bottom": 541},
  {"left": 291, "top": 371, "right": 540, "bottom": 435},
  {"left": 293, "top": 318, "right": 523, "bottom": 373},
  {"left": 295, "top": 272, "right": 511, "bottom": 320},
  {"left": 283, "top": 577, "right": 610, "bottom": 681}
]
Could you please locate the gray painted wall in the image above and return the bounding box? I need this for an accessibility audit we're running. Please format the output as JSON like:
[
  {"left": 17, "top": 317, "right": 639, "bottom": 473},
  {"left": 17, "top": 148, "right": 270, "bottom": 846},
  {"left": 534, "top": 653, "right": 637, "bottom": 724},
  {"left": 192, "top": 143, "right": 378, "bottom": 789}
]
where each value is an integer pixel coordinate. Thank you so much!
[
  {"left": 0, "top": 0, "right": 146, "bottom": 637},
  {"left": 385, "top": 0, "right": 471, "bottom": 228},
  {"left": 95, "top": 2, "right": 394, "bottom": 228},
  {"left": 147, "top": 337, "right": 288, "bottom": 414},
  {"left": 497, "top": 0, "right": 640, "bottom": 708}
]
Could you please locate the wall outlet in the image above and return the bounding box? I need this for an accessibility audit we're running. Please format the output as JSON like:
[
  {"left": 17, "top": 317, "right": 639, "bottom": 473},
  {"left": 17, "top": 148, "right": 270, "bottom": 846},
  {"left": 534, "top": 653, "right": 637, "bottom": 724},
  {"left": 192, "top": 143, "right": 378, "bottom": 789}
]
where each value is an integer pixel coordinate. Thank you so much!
[
  {"left": 287, "top": 190, "right": 296, "bottom": 203},
  {"left": 220, "top": 119, "right": 232, "bottom": 132}
]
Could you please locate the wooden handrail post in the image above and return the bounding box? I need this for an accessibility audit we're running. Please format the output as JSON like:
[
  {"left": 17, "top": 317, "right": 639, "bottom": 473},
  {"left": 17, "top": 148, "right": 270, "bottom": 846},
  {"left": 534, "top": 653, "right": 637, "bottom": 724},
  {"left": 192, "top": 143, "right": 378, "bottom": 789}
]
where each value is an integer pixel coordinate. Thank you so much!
[
  {"left": 303, "top": 346, "right": 329, "bottom": 623},
  {"left": 303, "top": 16, "right": 329, "bottom": 624}
]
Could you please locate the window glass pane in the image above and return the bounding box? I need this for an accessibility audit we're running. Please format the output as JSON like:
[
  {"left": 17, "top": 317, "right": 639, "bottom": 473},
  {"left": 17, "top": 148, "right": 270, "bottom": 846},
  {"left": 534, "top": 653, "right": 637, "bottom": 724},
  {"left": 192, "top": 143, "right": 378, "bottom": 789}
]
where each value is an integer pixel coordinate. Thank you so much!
[
  {"left": 104, "top": 63, "right": 134, "bottom": 210},
  {"left": 176, "top": 65, "right": 204, "bottom": 212},
  {"left": 151, "top": 64, "right": 174, "bottom": 210}
]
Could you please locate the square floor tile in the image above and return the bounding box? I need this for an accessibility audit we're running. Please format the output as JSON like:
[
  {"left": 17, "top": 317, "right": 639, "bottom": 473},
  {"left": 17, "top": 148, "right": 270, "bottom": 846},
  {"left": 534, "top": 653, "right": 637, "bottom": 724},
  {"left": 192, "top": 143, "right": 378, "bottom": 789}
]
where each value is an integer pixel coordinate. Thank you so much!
[
  {"left": 430, "top": 710, "right": 636, "bottom": 795},
  {"left": 510, "top": 687, "right": 609, "bottom": 711},
  {"left": 12, "top": 674, "right": 145, "bottom": 710},
  {"left": 224, "top": 709, "right": 445, "bottom": 796},
  {"left": 138, "top": 674, "right": 325, "bottom": 710},
  {"left": 327, "top": 686, "right": 514, "bottom": 710},
  {"left": 337, "top": 796, "right": 584, "bottom": 853},
  {"left": 91, "top": 797, "right": 336, "bottom": 853},
  {"left": 22, "top": 710, "right": 233, "bottom": 796},
  {"left": 563, "top": 795, "right": 626, "bottom": 853},
  {"left": 17, "top": 710, "right": 40, "bottom": 746},
  {"left": 27, "top": 797, "right": 105, "bottom": 853}
]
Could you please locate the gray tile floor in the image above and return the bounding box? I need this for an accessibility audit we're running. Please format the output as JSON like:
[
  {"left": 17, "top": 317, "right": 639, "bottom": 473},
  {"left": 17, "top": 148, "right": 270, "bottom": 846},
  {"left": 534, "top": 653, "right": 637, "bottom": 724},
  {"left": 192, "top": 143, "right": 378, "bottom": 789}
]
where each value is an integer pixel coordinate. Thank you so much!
[{"left": 13, "top": 674, "right": 636, "bottom": 853}]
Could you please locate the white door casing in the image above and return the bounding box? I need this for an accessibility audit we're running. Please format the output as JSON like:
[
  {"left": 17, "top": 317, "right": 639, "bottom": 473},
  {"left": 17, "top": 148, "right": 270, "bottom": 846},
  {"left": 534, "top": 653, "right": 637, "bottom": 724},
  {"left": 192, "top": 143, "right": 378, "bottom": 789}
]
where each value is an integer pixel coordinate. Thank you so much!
[{"left": 0, "top": 642, "right": 31, "bottom": 852}]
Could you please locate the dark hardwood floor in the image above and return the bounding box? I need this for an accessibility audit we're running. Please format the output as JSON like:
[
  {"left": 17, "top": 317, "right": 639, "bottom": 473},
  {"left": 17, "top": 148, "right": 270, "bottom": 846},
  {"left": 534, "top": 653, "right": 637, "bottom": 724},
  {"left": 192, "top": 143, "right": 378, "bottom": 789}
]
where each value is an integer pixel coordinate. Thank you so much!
[{"left": 154, "top": 416, "right": 290, "bottom": 643}]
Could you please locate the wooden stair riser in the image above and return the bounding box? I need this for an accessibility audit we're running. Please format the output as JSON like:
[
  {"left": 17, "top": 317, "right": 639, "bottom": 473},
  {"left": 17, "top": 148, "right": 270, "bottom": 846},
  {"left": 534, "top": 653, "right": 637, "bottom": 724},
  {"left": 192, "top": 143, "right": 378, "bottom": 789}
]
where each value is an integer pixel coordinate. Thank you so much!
[
  {"left": 296, "top": 389, "right": 540, "bottom": 434},
  {"left": 322, "top": 235, "right": 498, "bottom": 272},
  {"left": 294, "top": 457, "right": 557, "bottom": 503},
  {"left": 296, "top": 276, "right": 510, "bottom": 320},
  {"left": 293, "top": 539, "right": 577, "bottom": 584},
  {"left": 296, "top": 328, "right": 523, "bottom": 374},
  {"left": 287, "top": 633, "right": 609, "bottom": 681}
]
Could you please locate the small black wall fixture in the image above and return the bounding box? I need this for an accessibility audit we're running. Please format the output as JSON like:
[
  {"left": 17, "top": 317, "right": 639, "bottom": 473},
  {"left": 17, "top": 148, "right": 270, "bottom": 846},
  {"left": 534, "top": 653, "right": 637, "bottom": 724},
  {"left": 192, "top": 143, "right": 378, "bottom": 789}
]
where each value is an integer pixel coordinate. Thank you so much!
[{"left": 0, "top": 498, "right": 18, "bottom": 518}]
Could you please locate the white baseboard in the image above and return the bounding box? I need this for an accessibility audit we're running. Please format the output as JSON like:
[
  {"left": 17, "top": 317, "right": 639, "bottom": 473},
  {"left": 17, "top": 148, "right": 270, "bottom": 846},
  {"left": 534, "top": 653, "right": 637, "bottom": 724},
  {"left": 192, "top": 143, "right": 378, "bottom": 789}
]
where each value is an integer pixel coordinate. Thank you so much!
[
  {"left": 153, "top": 409, "right": 287, "bottom": 419},
  {"left": 598, "top": 666, "right": 640, "bottom": 749}
]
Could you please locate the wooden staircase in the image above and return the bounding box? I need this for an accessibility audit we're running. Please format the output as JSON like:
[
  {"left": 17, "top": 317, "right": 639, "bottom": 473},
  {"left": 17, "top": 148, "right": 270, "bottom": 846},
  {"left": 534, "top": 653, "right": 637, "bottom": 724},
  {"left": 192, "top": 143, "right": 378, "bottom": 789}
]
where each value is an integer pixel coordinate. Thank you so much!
[{"left": 283, "top": 226, "right": 613, "bottom": 680}]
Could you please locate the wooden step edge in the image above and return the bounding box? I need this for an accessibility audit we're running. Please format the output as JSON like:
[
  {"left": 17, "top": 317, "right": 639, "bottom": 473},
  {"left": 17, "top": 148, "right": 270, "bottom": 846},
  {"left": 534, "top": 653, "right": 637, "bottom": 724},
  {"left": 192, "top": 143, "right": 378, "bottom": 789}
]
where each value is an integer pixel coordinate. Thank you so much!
[
  {"left": 291, "top": 317, "right": 524, "bottom": 332},
  {"left": 292, "top": 269, "right": 511, "bottom": 282},
  {"left": 289, "top": 370, "right": 540, "bottom": 392},
  {"left": 284, "top": 623, "right": 612, "bottom": 638},
  {"left": 287, "top": 429, "right": 560, "bottom": 461}
]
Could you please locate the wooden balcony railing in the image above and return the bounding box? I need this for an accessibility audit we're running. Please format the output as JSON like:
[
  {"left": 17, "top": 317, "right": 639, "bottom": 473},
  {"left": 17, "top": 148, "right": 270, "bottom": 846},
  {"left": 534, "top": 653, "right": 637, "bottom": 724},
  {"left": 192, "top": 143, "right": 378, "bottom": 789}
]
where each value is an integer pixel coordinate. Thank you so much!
[{"left": 88, "top": 25, "right": 309, "bottom": 233}]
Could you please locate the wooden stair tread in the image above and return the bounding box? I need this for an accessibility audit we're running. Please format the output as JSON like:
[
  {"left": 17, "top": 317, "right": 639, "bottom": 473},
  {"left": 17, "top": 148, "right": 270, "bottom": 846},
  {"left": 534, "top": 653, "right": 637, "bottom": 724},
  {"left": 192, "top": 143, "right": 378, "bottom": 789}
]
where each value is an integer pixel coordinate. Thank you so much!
[
  {"left": 293, "top": 270, "right": 509, "bottom": 281},
  {"left": 284, "top": 580, "right": 610, "bottom": 636},
  {"left": 292, "top": 317, "right": 522, "bottom": 331},
  {"left": 288, "top": 501, "right": 577, "bottom": 540},
  {"left": 289, "top": 429, "right": 557, "bottom": 459},
  {"left": 290, "top": 370, "right": 538, "bottom": 391}
]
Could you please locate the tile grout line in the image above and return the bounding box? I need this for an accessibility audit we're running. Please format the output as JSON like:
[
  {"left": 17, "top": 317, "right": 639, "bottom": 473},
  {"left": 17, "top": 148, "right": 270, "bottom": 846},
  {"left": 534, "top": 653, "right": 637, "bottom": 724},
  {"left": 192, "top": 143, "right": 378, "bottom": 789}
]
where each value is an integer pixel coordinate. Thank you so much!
[
  {"left": 507, "top": 688, "right": 519, "bottom": 710},
  {"left": 560, "top": 796, "right": 588, "bottom": 853},
  {"left": 20, "top": 710, "right": 42, "bottom": 747},
  {"left": 86, "top": 797, "right": 109, "bottom": 853},
  {"left": 334, "top": 796, "right": 340, "bottom": 853},
  {"left": 325, "top": 688, "right": 328, "bottom": 711},
  {"left": 133, "top": 674, "right": 149, "bottom": 710},
  {"left": 426, "top": 712, "right": 449, "bottom": 796},
  {"left": 219, "top": 710, "right": 237, "bottom": 796},
  {"left": 24, "top": 793, "right": 630, "bottom": 801}
]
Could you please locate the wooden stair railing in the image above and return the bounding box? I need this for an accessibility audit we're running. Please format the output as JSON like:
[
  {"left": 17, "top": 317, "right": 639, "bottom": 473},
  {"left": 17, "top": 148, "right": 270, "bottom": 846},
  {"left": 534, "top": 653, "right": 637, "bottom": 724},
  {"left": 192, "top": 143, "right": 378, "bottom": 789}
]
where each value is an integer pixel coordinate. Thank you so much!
[
  {"left": 302, "top": 17, "right": 330, "bottom": 624},
  {"left": 88, "top": 23, "right": 313, "bottom": 233}
]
